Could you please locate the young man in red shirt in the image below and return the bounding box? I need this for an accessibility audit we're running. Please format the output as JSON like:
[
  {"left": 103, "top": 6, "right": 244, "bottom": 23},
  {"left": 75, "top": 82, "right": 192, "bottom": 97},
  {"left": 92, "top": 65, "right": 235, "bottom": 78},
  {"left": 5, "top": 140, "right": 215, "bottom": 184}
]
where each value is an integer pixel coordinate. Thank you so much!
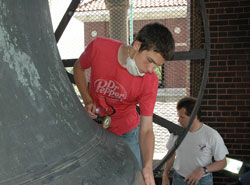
[{"left": 74, "top": 22, "right": 175, "bottom": 185}]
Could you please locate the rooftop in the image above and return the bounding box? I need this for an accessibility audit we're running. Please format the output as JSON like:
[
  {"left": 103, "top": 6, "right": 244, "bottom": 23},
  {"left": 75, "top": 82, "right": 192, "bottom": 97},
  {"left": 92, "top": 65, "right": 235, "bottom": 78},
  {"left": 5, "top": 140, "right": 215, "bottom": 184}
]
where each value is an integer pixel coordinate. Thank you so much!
[{"left": 77, "top": 0, "right": 187, "bottom": 12}]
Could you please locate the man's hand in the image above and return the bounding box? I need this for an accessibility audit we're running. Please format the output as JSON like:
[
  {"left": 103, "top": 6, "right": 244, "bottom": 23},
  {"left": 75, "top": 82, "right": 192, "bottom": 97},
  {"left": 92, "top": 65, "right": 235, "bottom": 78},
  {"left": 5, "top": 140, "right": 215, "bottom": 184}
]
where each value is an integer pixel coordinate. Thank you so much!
[
  {"left": 84, "top": 101, "right": 97, "bottom": 119},
  {"left": 184, "top": 167, "right": 204, "bottom": 185},
  {"left": 142, "top": 167, "right": 155, "bottom": 185},
  {"left": 161, "top": 171, "right": 170, "bottom": 185}
]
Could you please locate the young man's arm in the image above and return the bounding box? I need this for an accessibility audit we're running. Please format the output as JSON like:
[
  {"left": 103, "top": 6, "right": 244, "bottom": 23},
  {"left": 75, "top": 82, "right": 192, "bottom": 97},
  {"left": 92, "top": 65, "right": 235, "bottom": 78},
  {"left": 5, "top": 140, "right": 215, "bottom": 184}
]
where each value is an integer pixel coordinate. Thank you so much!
[
  {"left": 162, "top": 152, "right": 176, "bottom": 185},
  {"left": 185, "top": 157, "right": 227, "bottom": 185},
  {"left": 73, "top": 60, "right": 96, "bottom": 119},
  {"left": 139, "top": 115, "right": 155, "bottom": 185}
]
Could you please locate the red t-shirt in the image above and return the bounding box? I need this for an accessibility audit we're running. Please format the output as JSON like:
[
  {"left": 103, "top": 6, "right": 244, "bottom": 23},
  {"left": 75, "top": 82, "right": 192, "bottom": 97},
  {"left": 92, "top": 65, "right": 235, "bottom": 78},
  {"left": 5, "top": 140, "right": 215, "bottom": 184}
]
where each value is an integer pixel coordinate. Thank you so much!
[{"left": 79, "top": 37, "right": 158, "bottom": 135}]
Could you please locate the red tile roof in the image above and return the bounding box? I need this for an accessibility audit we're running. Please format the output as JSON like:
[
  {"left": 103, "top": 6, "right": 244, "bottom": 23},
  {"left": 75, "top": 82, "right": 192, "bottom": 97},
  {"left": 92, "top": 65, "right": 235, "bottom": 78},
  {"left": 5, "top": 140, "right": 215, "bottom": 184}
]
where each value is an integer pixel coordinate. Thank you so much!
[{"left": 77, "top": 0, "right": 187, "bottom": 12}]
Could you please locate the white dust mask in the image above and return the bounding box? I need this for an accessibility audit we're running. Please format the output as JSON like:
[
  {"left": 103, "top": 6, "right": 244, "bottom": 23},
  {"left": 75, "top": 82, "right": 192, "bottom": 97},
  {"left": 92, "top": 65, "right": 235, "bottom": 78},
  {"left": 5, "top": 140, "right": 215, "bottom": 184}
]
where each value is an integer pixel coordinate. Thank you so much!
[{"left": 126, "top": 49, "right": 145, "bottom": 77}]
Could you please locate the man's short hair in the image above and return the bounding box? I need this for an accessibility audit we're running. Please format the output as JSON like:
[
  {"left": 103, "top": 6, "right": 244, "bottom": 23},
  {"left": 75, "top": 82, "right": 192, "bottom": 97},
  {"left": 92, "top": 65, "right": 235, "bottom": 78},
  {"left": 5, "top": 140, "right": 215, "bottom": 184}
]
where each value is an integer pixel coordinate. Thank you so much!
[{"left": 177, "top": 96, "right": 201, "bottom": 120}]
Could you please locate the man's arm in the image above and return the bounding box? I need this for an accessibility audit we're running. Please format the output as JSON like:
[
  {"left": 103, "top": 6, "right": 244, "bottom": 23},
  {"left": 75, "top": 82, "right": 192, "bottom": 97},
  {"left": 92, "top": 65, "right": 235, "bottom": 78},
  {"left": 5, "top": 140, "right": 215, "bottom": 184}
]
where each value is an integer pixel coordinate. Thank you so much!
[
  {"left": 203, "top": 157, "right": 227, "bottom": 174},
  {"left": 73, "top": 60, "right": 96, "bottom": 119},
  {"left": 162, "top": 152, "right": 175, "bottom": 185},
  {"left": 139, "top": 115, "right": 155, "bottom": 185},
  {"left": 185, "top": 157, "right": 227, "bottom": 185}
]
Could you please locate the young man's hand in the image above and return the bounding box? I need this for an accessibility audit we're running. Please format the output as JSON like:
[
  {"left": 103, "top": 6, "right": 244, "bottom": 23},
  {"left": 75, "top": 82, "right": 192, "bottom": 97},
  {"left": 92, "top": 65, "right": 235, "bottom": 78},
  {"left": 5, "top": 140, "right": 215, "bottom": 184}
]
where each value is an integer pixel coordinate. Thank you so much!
[
  {"left": 84, "top": 101, "right": 97, "bottom": 119},
  {"left": 142, "top": 167, "right": 156, "bottom": 185}
]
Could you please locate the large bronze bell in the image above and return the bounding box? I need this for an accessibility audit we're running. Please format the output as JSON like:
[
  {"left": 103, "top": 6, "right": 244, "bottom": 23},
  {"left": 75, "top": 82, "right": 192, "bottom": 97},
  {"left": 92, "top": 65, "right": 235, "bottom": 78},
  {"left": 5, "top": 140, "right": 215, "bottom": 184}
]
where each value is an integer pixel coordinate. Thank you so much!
[{"left": 0, "top": 1, "right": 144, "bottom": 184}]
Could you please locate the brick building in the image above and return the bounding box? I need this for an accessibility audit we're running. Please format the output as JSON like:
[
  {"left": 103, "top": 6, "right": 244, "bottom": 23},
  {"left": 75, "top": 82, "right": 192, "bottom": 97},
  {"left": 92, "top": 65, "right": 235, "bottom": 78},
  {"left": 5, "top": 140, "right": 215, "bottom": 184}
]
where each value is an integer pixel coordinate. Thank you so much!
[{"left": 200, "top": 0, "right": 250, "bottom": 184}]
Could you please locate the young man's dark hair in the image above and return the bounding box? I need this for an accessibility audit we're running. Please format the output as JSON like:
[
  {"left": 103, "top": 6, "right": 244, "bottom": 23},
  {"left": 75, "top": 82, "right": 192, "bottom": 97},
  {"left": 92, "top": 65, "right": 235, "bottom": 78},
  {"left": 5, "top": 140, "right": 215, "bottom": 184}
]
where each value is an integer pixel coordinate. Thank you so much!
[{"left": 134, "top": 22, "right": 175, "bottom": 61}]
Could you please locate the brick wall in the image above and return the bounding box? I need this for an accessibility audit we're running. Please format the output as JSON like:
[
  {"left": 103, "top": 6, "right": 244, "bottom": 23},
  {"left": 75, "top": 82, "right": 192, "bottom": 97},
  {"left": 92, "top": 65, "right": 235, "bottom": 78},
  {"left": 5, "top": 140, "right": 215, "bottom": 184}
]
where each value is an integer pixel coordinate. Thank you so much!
[{"left": 202, "top": 0, "right": 250, "bottom": 184}]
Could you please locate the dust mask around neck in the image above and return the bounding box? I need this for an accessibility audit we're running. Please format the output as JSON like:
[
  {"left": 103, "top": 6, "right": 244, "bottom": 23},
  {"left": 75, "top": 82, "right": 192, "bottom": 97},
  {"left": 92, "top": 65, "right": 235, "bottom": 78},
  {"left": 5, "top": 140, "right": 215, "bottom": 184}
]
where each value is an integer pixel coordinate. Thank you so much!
[{"left": 126, "top": 48, "right": 145, "bottom": 77}]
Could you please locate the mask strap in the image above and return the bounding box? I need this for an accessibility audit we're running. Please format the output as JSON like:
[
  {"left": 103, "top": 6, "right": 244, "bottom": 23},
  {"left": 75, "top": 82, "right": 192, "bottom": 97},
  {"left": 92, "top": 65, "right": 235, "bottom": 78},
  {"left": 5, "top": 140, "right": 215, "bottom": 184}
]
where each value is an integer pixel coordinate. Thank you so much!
[{"left": 128, "top": 47, "right": 138, "bottom": 59}]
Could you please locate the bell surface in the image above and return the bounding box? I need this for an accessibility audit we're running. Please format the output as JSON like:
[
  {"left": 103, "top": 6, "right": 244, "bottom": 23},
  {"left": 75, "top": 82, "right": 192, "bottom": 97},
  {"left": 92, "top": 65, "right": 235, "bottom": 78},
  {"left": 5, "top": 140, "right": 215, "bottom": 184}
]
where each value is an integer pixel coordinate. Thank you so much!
[{"left": 0, "top": 0, "right": 144, "bottom": 184}]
